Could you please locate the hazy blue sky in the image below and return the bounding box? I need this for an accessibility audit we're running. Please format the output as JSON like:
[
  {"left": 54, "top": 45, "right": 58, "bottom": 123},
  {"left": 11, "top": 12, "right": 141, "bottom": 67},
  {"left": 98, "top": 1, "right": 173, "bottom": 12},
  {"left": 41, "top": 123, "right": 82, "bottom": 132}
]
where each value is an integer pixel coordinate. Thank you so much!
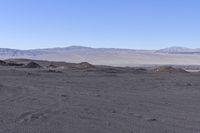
[{"left": 0, "top": 0, "right": 199, "bottom": 49}]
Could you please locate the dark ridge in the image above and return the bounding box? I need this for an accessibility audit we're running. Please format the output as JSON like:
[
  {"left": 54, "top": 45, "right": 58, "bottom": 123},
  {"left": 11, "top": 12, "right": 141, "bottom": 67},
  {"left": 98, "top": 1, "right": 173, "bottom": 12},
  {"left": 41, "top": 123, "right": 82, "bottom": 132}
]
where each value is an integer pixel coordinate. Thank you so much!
[{"left": 7, "top": 61, "right": 24, "bottom": 66}]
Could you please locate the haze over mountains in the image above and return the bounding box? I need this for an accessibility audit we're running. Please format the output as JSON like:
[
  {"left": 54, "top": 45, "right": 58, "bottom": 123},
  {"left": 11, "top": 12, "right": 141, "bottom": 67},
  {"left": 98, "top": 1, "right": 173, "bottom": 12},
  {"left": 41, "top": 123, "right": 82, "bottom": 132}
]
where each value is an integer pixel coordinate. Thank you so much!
[{"left": 0, "top": 46, "right": 200, "bottom": 66}]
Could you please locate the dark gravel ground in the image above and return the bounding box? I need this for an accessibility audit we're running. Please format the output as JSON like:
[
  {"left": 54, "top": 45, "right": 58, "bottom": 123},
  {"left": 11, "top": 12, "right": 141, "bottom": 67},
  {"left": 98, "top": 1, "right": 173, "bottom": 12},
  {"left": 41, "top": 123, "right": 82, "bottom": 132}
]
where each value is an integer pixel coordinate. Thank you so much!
[{"left": 0, "top": 65, "right": 200, "bottom": 133}]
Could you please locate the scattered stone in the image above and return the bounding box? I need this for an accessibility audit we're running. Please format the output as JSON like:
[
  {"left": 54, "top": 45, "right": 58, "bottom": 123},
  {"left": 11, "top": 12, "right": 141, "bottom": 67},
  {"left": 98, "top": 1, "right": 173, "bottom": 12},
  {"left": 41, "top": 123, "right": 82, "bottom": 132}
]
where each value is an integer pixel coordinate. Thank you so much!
[
  {"left": 16, "top": 111, "right": 47, "bottom": 123},
  {"left": 61, "top": 94, "right": 68, "bottom": 101},
  {"left": 94, "top": 94, "right": 101, "bottom": 97},
  {"left": 47, "top": 69, "right": 62, "bottom": 73},
  {"left": 111, "top": 110, "right": 117, "bottom": 113},
  {"left": 61, "top": 94, "right": 67, "bottom": 97},
  {"left": 26, "top": 72, "right": 40, "bottom": 76},
  {"left": 147, "top": 118, "right": 157, "bottom": 122},
  {"left": 186, "top": 83, "right": 192, "bottom": 86},
  {"left": 0, "top": 84, "right": 4, "bottom": 87}
]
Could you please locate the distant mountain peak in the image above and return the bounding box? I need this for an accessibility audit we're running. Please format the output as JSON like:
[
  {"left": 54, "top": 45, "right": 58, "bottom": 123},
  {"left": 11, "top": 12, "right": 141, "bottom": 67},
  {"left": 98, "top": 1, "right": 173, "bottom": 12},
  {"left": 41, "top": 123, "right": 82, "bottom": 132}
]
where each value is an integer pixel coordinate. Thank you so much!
[
  {"left": 66, "top": 45, "right": 92, "bottom": 49},
  {"left": 166, "top": 46, "right": 189, "bottom": 48},
  {"left": 156, "top": 46, "right": 200, "bottom": 54},
  {"left": 160, "top": 46, "right": 190, "bottom": 50}
]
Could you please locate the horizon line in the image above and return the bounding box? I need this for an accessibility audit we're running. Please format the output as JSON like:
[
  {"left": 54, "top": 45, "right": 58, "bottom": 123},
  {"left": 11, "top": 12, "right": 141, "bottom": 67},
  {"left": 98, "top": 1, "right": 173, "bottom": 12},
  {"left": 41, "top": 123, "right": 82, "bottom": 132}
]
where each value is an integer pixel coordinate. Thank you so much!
[{"left": 0, "top": 45, "right": 198, "bottom": 51}]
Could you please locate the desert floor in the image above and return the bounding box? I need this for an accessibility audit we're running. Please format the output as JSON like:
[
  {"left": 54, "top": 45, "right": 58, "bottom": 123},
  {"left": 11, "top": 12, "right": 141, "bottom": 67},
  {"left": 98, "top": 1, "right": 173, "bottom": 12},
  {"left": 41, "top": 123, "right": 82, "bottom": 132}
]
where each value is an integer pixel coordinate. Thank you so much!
[{"left": 0, "top": 63, "right": 200, "bottom": 133}]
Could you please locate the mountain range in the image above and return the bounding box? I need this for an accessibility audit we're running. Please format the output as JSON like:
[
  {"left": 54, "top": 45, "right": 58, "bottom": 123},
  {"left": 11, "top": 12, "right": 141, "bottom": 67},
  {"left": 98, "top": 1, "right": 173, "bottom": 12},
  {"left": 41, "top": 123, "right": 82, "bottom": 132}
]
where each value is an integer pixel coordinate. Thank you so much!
[
  {"left": 0, "top": 46, "right": 200, "bottom": 66},
  {"left": 156, "top": 47, "right": 200, "bottom": 54}
]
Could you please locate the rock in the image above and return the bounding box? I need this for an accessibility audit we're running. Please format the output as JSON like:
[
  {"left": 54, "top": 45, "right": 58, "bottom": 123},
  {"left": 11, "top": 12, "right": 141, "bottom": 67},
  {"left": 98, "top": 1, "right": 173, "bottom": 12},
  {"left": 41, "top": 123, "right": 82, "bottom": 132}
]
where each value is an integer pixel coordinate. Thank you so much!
[{"left": 147, "top": 118, "right": 157, "bottom": 122}]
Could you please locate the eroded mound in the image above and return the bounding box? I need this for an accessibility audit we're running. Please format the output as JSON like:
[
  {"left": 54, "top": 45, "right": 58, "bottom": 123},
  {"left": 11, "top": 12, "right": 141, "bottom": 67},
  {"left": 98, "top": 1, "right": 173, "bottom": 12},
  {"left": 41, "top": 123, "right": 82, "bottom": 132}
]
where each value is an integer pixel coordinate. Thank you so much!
[
  {"left": 154, "top": 66, "right": 188, "bottom": 73},
  {"left": 74, "top": 62, "right": 95, "bottom": 69},
  {"left": 25, "top": 62, "right": 42, "bottom": 68},
  {"left": 47, "top": 64, "right": 57, "bottom": 69}
]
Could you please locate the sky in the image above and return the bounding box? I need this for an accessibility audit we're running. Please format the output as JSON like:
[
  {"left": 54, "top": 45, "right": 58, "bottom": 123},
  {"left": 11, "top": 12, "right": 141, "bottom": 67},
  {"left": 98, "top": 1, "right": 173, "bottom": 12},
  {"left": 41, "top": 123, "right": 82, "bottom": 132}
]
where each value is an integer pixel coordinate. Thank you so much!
[{"left": 0, "top": 0, "right": 199, "bottom": 50}]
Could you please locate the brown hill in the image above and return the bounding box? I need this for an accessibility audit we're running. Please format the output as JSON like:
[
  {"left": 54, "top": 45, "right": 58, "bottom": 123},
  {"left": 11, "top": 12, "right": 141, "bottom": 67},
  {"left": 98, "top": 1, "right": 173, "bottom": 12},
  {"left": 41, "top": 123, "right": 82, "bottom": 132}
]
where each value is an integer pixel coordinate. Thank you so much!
[{"left": 154, "top": 66, "right": 188, "bottom": 73}]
